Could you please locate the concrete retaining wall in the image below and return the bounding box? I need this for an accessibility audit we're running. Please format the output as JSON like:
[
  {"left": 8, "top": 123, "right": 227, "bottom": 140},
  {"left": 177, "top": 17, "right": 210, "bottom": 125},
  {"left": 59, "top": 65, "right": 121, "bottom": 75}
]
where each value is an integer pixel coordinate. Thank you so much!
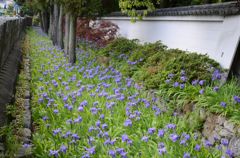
[{"left": 0, "top": 17, "right": 29, "bottom": 128}]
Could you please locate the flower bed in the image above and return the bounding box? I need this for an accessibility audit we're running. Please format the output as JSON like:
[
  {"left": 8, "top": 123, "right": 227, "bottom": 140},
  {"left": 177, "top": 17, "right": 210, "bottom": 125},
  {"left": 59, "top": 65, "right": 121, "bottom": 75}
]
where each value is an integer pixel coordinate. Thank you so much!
[{"left": 28, "top": 29, "right": 238, "bottom": 158}]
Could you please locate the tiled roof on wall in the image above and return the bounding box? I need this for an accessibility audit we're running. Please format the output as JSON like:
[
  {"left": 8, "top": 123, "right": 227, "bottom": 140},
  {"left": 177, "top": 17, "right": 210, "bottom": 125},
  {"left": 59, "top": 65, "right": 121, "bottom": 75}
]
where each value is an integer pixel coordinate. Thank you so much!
[{"left": 108, "top": 1, "right": 240, "bottom": 17}]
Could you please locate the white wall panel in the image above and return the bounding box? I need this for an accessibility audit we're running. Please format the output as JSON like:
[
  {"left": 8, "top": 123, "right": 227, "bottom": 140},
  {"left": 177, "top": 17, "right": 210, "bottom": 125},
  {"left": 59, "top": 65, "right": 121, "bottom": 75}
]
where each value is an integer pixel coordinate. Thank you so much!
[{"left": 103, "top": 15, "right": 240, "bottom": 69}]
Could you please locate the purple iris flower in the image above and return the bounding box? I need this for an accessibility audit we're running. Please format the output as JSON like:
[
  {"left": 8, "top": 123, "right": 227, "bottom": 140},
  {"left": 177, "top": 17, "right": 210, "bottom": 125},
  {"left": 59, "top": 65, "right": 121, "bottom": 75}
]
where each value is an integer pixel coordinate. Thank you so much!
[
  {"left": 234, "top": 96, "right": 240, "bottom": 103},
  {"left": 124, "top": 119, "right": 132, "bottom": 127},
  {"left": 204, "top": 140, "right": 213, "bottom": 147},
  {"left": 49, "top": 150, "right": 59, "bottom": 157},
  {"left": 90, "top": 107, "right": 98, "bottom": 115},
  {"left": 173, "top": 82, "right": 179, "bottom": 87},
  {"left": 180, "top": 139, "right": 187, "bottom": 145},
  {"left": 72, "top": 133, "right": 80, "bottom": 140},
  {"left": 169, "top": 134, "right": 179, "bottom": 142},
  {"left": 60, "top": 145, "right": 67, "bottom": 153},
  {"left": 158, "top": 142, "right": 167, "bottom": 155},
  {"left": 168, "top": 73, "right": 174, "bottom": 78},
  {"left": 67, "top": 105, "right": 73, "bottom": 111},
  {"left": 53, "top": 109, "right": 59, "bottom": 114},
  {"left": 85, "top": 147, "right": 95, "bottom": 155},
  {"left": 116, "top": 148, "right": 125, "bottom": 154},
  {"left": 109, "top": 150, "right": 116, "bottom": 157},
  {"left": 23, "top": 143, "right": 31, "bottom": 148},
  {"left": 102, "top": 123, "right": 108, "bottom": 130},
  {"left": 82, "top": 154, "right": 90, "bottom": 158},
  {"left": 74, "top": 116, "right": 82, "bottom": 123},
  {"left": 194, "top": 144, "right": 201, "bottom": 151},
  {"left": 180, "top": 76, "right": 187, "bottom": 82},
  {"left": 199, "top": 89, "right": 204, "bottom": 94},
  {"left": 221, "top": 138, "right": 229, "bottom": 146},
  {"left": 122, "top": 134, "right": 129, "bottom": 142},
  {"left": 180, "top": 83, "right": 185, "bottom": 89},
  {"left": 165, "top": 79, "right": 171, "bottom": 84},
  {"left": 158, "top": 129, "right": 165, "bottom": 137},
  {"left": 42, "top": 116, "right": 48, "bottom": 121},
  {"left": 199, "top": 80, "right": 205, "bottom": 86},
  {"left": 63, "top": 96, "right": 68, "bottom": 102},
  {"left": 220, "top": 102, "right": 227, "bottom": 108},
  {"left": 63, "top": 131, "right": 71, "bottom": 138},
  {"left": 183, "top": 152, "right": 190, "bottom": 158},
  {"left": 66, "top": 119, "right": 73, "bottom": 124},
  {"left": 191, "top": 80, "right": 198, "bottom": 86},
  {"left": 88, "top": 126, "right": 95, "bottom": 132},
  {"left": 225, "top": 149, "right": 234, "bottom": 158},
  {"left": 53, "top": 128, "right": 61, "bottom": 136},
  {"left": 80, "top": 100, "right": 88, "bottom": 107},
  {"left": 78, "top": 106, "right": 84, "bottom": 111},
  {"left": 166, "top": 124, "right": 176, "bottom": 129},
  {"left": 148, "top": 128, "right": 156, "bottom": 135},
  {"left": 141, "top": 136, "right": 149, "bottom": 142}
]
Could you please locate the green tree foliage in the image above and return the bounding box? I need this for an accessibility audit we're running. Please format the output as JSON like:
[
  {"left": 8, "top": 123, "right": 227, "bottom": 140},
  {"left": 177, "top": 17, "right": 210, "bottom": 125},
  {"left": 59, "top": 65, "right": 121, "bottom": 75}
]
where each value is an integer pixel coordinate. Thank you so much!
[{"left": 119, "top": 0, "right": 161, "bottom": 18}]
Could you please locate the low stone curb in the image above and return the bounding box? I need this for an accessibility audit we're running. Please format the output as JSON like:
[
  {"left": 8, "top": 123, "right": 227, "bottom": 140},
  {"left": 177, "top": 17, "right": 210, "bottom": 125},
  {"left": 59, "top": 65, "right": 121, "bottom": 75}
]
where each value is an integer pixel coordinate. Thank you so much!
[{"left": 15, "top": 53, "right": 33, "bottom": 158}]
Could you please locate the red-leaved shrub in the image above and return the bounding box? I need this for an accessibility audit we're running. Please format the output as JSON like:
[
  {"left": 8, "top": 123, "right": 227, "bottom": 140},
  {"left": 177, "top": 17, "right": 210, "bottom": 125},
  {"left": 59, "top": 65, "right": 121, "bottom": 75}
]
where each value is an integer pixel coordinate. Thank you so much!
[{"left": 76, "top": 18, "right": 119, "bottom": 47}]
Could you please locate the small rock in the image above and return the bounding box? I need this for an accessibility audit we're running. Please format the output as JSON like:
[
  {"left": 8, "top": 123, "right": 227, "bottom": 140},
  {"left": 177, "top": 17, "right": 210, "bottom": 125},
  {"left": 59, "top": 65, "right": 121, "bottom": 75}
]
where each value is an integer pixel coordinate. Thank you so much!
[
  {"left": 202, "top": 115, "right": 217, "bottom": 137},
  {"left": 237, "top": 127, "right": 240, "bottom": 135},
  {"left": 199, "top": 108, "right": 207, "bottom": 120},
  {"left": 224, "top": 121, "right": 234, "bottom": 133},
  {"left": 16, "top": 146, "right": 32, "bottom": 158},
  {"left": 216, "top": 116, "right": 226, "bottom": 126},
  {"left": 208, "top": 131, "right": 220, "bottom": 144},
  {"left": 25, "top": 91, "right": 30, "bottom": 99},
  {"left": 219, "top": 128, "right": 233, "bottom": 138},
  {"left": 229, "top": 137, "right": 240, "bottom": 157},
  {"left": 24, "top": 99, "right": 30, "bottom": 109},
  {"left": 20, "top": 128, "right": 31, "bottom": 138},
  {"left": 215, "top": 125, "right": 223, "bottom": 133},
  {"left": 23, "top": 138, "right": 32, "bottom": 144},
  {"left": 23, "top": 112, "right": 31, "bottom": 129}
]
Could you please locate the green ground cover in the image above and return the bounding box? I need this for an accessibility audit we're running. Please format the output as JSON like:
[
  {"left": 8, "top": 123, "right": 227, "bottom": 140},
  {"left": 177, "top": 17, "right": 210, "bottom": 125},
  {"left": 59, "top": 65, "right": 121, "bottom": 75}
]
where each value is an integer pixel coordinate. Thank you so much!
[{"left": 28, "top": 29, "right": 239, "bottom": 158}]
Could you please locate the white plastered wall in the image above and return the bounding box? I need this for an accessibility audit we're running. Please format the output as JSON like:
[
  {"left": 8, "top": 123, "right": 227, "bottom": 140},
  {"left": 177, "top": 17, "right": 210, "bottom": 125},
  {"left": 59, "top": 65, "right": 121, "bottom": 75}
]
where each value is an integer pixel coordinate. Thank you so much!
[{"left": 102, "top": 15, "right": 240, "bottom": 69}]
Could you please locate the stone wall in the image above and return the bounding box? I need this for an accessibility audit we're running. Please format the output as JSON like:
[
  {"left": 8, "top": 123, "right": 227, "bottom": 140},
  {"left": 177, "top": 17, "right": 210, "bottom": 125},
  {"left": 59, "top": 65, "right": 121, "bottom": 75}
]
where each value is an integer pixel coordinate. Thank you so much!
[
  {"left": 203, "top": 114, "right": 240, "bottom": 157},
  {"left": 0, "top": 17, "right": 30, "bottom": 129}
]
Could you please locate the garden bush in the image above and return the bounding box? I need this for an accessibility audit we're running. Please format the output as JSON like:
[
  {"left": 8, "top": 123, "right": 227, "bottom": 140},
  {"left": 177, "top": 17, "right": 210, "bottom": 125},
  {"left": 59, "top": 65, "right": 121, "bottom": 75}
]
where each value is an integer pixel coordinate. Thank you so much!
[
  {"left": 99, "top": 37, "right": 139, "bottom": 57},
  {"left": 97, "top": 37, "right": 223, "bottom": 89},
  {"left": 76, "top": 19, "right": 119, "bottom": 47}
]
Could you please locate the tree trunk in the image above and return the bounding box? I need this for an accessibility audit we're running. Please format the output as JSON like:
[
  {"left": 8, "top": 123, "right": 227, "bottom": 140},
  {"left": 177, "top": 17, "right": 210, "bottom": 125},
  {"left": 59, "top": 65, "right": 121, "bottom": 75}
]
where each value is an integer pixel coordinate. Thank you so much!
[
  {"left": 48, "top": 5, "right": 54, "bottom": 40},
  {"left": 68, "top": 14, "right": 77, "bottom": 64},
  {"left": 52, "top": 1, "right": 59, "bottom": 45},
  {"left": 41, "top": 11, "right": 49, "bottom": 34},
  {"left": 64, "top": 12, "right": 70, "bottom": 55},
  {"left": 57, "top": 5, "right": 63, "bottom": 49},
  {"left": 39, "top": 12, "right": 44, "bottom": 30},
  {"left": 43, "top": 11, "right": 49, "bottom": 34}
]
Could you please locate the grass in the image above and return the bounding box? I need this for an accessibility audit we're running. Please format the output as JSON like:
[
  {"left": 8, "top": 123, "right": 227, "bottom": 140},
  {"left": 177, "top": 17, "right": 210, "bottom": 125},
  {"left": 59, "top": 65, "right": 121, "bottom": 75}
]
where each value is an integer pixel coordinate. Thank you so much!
[{"left": 26, "top": 28, "right": 239, "bottom": 158}]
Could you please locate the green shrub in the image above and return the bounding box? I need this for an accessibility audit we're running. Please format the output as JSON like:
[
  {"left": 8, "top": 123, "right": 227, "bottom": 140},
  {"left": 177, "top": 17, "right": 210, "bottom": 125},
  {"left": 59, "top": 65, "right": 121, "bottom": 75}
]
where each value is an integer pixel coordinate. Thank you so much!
[
  {"left": 99, "top": 37, "right": 139, "bottom": 58},
  {"left": 164, "top": 51, "right": 221, "bottom": 82},
  {"left": 133, "top": 49, "right": 221, "bottom": 89},
  {"left": 129, "top": 41, "right": 167, "bottom": 62}
]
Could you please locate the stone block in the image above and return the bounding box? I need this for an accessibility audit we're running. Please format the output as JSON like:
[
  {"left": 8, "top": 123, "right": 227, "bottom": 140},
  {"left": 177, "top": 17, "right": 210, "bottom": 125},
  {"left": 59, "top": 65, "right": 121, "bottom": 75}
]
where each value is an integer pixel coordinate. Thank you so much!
[
  {"left": 229, "top": 137, "right": 240, "bottom": 157},
  {"left": 219, "top": 128, "right": 233, "bottom": 138},
  {"left": 20, "top": 128, "right": 31, "bottom": 139},
  {"left": 223, "top": 120, "right": 234, "bottom": 133}
]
